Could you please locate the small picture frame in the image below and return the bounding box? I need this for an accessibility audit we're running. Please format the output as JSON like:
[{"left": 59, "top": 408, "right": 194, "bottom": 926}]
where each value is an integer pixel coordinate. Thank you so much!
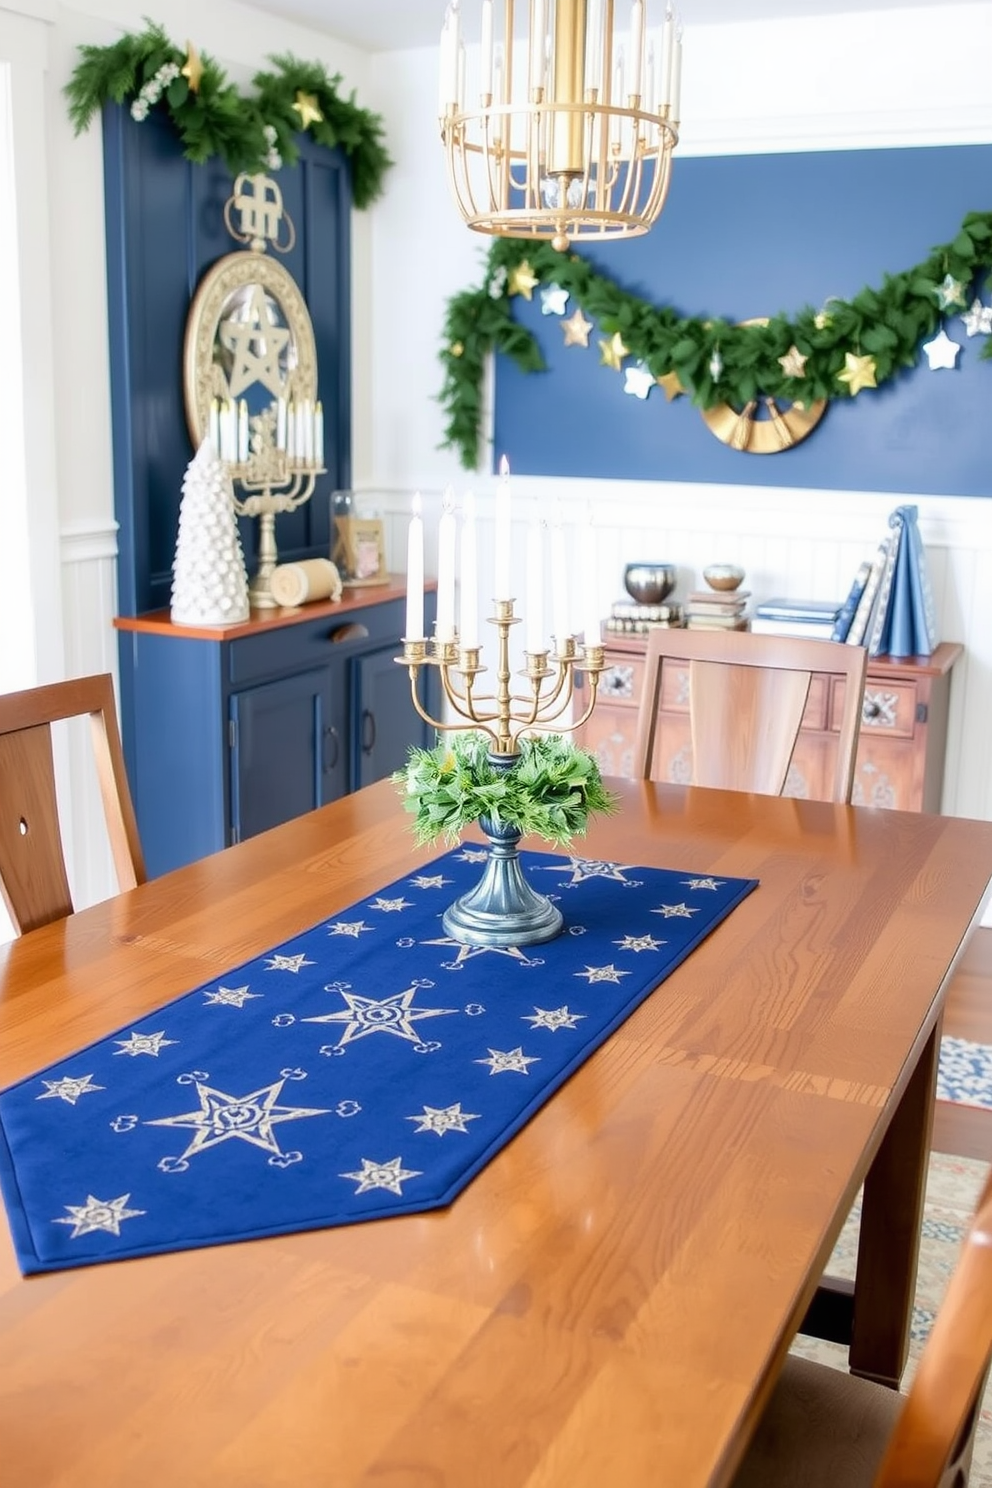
[{"left": 332, "top": 516, "right": 388, "bottom": 586}]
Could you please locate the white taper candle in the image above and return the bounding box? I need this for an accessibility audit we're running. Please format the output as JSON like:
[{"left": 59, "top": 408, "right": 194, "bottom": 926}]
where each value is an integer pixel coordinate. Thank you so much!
[{"left": 406, "top": 493, "right": 425, "bottom": 641}]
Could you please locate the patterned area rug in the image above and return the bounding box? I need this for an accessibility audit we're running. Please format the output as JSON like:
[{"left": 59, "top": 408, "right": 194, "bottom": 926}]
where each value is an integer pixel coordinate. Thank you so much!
[
  {"left": 791, "top": 1152, "right": 992, "bottom": 1484},
  {"left": 938, "top": 1037, "right": 992, "bottom": 1109}
]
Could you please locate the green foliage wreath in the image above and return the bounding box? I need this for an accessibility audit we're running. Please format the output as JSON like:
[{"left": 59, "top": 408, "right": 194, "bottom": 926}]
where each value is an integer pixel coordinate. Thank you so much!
[
  {"left": 395, "top": 732, "right": 617, "bottom": 848},
  {"left": 439, "top": 215, "right": 992, "bottom": 469},
  {"left": 65, "top": 21, "right": 391, "bottom": 209}
]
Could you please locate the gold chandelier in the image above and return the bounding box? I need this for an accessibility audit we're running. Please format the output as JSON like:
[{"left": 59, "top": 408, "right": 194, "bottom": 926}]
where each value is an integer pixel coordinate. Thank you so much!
[{"left": 439, "top": 0, "right": 682, "bottom": 252}]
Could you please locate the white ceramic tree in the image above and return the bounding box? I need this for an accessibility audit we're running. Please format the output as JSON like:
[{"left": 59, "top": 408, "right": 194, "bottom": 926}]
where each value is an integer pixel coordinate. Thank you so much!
[{"left": 171, "top": 439, "right": 250, "bottom": 626}]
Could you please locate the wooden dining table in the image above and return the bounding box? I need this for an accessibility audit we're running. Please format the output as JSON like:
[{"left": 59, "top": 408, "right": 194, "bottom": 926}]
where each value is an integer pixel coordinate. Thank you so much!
[{"left": 3, "top": 777, "right": 992, "bottom": 1487}]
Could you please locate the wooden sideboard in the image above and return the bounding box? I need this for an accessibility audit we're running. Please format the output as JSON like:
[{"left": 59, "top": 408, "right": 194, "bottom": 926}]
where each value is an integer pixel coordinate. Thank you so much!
[{"left": 574, "top": 635, "right": 962, "bottom": 812}]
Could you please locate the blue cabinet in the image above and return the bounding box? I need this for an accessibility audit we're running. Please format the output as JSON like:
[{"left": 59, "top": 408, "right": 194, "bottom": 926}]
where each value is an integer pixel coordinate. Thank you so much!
[{"left": 117, "top": 585, "right": 438, "bottom": 877}]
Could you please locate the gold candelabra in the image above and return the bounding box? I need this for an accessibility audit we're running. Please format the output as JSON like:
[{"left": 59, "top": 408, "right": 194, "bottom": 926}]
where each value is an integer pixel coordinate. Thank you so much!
[
  {"left": 397, "top": 598, "right": 607, "bottom": 946},
  {"left": 228, "top": 406, "right": 324, "bottom": 609}
]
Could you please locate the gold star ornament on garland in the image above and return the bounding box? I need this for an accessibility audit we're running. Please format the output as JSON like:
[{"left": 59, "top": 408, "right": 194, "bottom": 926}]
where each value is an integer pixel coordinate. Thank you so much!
[
  {"left": 837, "top": 351, "right": 878, "bottom": 395},
  {"left": 561, "top": 308, "right": 593, "bottom": 347},
  {"left": 599, "top": 331, "right": 629, "bottom": 370},
  {"left": 292, "top": 90, "right": 324, "bottom": 129},
  {"left": 778, "top": 345, "right": 808, "bottom": 378},
  {"left": 656, "top": 370, "right": 686, "bottom": 401},
  {"left": 181, "top": 41, "right": 203, "bottom": 93},
  {"left": 507, "top": 261, "right": 539, "bottom": 300}
]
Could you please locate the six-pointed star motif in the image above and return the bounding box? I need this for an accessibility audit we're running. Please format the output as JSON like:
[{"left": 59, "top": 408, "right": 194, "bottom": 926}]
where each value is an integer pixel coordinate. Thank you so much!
[
  {"left": 421, "top": 936, "right": 541, "bottom": 967},
  {"left": 327, "top": 920, "right": 373, "bottom": 937},
  {"left": 302, "top": 985, "right": 457, "bottom": 1046},
  {"left": 146, "top": 1078, "right": 329, "bottom": 1161},
  {"left": 406, "top": 1102, "right": 480, "bottom": 1135},
  {"left": 37, "top": 1074, "right": 104, "bottom": 1104},
  {"left": 341, "top": 1156, "right": 422, "bottom": 1195},
  {"left": 53, "top": 1193, "right": 145, "bottom": 1240},
  {"left": 203, "top": 985, "right": 260, "bottom": 1008},
  {"left": 454, "top": 848, "right": 489, "bottom": 863},
  {"left": 523, "top": 1006, "right": 585, "bottom": 1031},
  {"left": 409, "top": 875, "right": 453, "bottom": 889},
  {"left": 652, "top": 902, "right": 699, "bottom": 918},
  {"left": 542, "top": 857, "right": 634, "bottom": 886},
  {"left": 219, "top": 283, "right": 290, "bottom": 399},
  {"left": 370, "top": 896, "right": 413, "bottom": 912},
  {"left": 265, "top": 953, "right": 314, "bottom": 973},
  {"left": 681, "top": 877, "right": 725, "bottom": 891},
  {"left": 114, "top": 1030, "right": 177, "bottom": 1057},
  {"left": 575, "top": 964, "right": 630, "bottom": 984},
  {"left": 614, "top": 934, "right": 665, "bottom": 952},
  {"left": 476, "top": 1047, "right": 540, "bottom": 1075}
]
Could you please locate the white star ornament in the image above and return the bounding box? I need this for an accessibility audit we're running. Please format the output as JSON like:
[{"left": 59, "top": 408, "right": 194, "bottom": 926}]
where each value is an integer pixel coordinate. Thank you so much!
[{"left": 922, "top": 329, "right": 960, "bottom": 371}]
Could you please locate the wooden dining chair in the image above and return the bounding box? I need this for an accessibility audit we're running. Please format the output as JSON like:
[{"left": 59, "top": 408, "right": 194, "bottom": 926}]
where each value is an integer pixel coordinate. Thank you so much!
[
  {"left": 731, "top": 1164, "right": 992, "bottom": 1488},
  {"left": 0, "top": 673, "right": 146, "bottom": 935},
  {"left": 633, "top": 627, "right": 869, "bottom": 804}
]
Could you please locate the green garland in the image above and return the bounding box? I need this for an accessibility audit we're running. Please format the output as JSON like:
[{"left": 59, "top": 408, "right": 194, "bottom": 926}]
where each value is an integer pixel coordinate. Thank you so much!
[
  {"left": 394, "top": 733, "right": 617, "bottom": 849},
  {"left": 65, "top": 22, "right": 391, "bottom": 209},
  {"left": 440, "top": 215, "right": 992, "bottom": 469}
]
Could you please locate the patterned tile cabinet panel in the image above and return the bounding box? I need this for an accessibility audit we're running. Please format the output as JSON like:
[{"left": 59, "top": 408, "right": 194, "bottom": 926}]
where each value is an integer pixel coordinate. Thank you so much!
[{"left": 574, "top": 635, "right": 962, "bottom": 812}]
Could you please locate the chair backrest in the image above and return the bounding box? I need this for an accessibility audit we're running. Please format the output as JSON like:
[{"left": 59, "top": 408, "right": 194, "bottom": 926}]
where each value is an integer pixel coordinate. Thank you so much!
[
  {"left": 0, "top": 674, "right": 145, "bottom": 935},
  {"left": 633, "top": 627, "right": 868, "bottom": 804},
  {"left": 874, "top": 1166, "right": 992, "bottom": 1488}
]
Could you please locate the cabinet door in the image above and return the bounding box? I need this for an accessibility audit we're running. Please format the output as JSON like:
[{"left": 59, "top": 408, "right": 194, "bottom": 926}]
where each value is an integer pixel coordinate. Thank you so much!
[
  {"left": 230, "top": 669, "right": 343, "bottom": 843},
  {"left": 352, "top": 643, "right": 429, "bottom": 790}
]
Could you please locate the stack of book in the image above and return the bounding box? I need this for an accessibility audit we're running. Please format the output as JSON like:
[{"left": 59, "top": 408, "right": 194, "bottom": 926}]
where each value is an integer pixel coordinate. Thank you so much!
[
  {"left": 750, "top": 597, "right": 843, "bottom": 638},
  {"left": 605, "top": 600, "right": 684, "bottom": 634},
  {"left": 684, "top": 589, "right": 750, "bottom": 630},
  {"left": 836, "top": 507, "right": 939, "bottom": 656}
]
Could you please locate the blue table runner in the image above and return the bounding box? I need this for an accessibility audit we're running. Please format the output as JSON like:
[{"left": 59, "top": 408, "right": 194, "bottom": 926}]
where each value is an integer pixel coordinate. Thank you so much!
[{"left": 0, "top": 848, "right": 757, "bottom": 1274}]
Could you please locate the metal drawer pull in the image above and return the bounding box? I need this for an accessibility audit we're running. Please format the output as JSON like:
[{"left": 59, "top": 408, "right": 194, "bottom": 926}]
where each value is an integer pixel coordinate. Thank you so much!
[
  {"left": 361, "top": 709, "right": 376, "bottom": 755},
  {"left": 322, "top": 725, "right": 339, "bottom": 772},
  {"left": 328, "top": 623, "right": 370, "bottom": 643}
]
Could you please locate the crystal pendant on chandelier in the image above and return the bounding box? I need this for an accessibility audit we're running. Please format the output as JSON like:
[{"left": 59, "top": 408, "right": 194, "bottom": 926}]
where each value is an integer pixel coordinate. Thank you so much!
[{"left": 439, "top": 0, "right": 683, "bottom": 252}]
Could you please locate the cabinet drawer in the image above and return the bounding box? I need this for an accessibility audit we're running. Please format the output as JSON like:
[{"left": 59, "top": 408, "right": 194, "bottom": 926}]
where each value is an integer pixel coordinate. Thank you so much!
[
  {"left": 228, "top": 598, "right": 406, "bottom": 685},
  {"left": 833, "top": 677, "right": 917, "bottom": 738}
]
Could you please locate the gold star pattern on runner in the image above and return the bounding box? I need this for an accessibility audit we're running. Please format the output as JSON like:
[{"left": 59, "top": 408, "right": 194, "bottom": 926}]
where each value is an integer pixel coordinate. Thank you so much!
[
  {"left": 370, "top": 896, "right": 414, "bottom": 912},
  {"left": 53, "top": 1193, "right": 145, "bottom": 1240},
  {"left": 523, "top": 1006, "right": 585, "bottom": 1031},
  {"left": 37, "top": 1074, "right": 104, "bottom": 1105},
  {"left": 409, "top": 875, "right": 453, "bottom": 890},
  {"left": 219, "top": 283, "right": 290, "bottom": 399},
  {"left": 406, "top": 1102, "right": 480, "bottom": 1136},
  {"left": 778, "top": 344, "right": 808, "bottom": 378},
  {"left": 203, "top": 985, "right": 260, "bottom": 1008},
  {"left": 614, "top": 934, "right": 665, "bottom": 952},
  {"left": 146, "top": 1078, "right": 329, "bottom": 1162},
  {"left": 264, "top": 953, "right": 315, "bottom": 973},
  {"left": 113, "top": 1031, "right": 178, "bottom": 1057},
  {"left": 327, "top": 920, "right": 373, "bottom": 937},
  {"left": 836, "top": 351, "right": 877, "bottom": 395},
  {"left": 652, "top": 902, "right": 699, "bottom": 918},
  {"left": 475, "top": 1047, "right": 540, "bottom": 1075},
  {"left": 599, "top": 331, "right": 629, "bottom": 370},
  {"left": 292, "top": 90, "right": 324, "bottom": 129},
  {"left": 302, "top": 985, "right": 457, "bottom": 1046},
  {"left": 656, "top": 370, "right": 686, "bottom": 400},
  {"left": 575, "top": 964, "right": 630, "bottom": 984},
  {"left": 681, "top": 877, "right": 725, "bottom": 890},
  {"left": 562, "top": 308, "right": 593, "bottom": 347},
  {"left": 508, "top": 260, "right": 539, "bottom": 299},
  {"left": 341, "top": 1156, "right": 422, "bottom": 1195}
]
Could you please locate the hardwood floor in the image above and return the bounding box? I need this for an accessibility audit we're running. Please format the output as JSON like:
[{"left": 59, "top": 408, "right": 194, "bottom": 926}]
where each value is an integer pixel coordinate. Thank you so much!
[{"left": 933, "top": 926, "right": 992, "bottom": 1162}]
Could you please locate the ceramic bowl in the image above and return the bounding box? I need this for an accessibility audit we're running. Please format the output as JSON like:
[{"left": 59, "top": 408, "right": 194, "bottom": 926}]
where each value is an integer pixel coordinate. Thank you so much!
[
  {"left": 703, "top": 563, "right": 746, "bottom": 592},
  {"left": 624, "top": 562, "right": 677, "bottom": 604}
]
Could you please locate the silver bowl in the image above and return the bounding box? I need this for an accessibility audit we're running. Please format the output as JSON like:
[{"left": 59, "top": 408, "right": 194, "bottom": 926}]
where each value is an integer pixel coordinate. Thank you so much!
[{"left": 624, "top": 562, "right": 677, "bottom": 605}]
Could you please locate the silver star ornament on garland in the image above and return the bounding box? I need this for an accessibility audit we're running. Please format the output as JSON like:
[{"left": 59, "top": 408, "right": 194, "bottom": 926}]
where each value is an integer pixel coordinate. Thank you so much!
[
  {"left": 540, "top": 283, "right": 569, "bottom": 316},
  {"left": 922, "top": 328, "right": 961, "bottom": 370},
  {"left": 624, "top": 363, "right": 656, "bottom": 400},
  {"left": 961, "top": 298, "right": 992, "bottom": 337}
]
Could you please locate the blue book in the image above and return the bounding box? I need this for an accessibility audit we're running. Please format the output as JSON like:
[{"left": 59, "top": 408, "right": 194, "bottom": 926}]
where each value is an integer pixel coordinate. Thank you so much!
[
  {"left": 873, "top": 506, "right": 938, "bottom": 658},
  {"left": 831, "top": 560, "right": 872, "bottom": 641},
  {"left": 755, "top": 597, "right": 843, "bottom": 623}
]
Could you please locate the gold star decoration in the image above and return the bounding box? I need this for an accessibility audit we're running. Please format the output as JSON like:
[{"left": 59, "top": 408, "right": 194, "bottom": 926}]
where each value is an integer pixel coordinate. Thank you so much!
[
  {"left": 598, "top": 331, "right": 629, "bottom": 371},
  {"left": 778, "top": 344, "right": 808, "bottom": 378},
  {"left": 449, "top": 341, "right": 464, "bottom": 358},
  {"left": 561, "top": 308, "right": 593, "bottom": 347},
  {"left": 656, "top": 370, "right": 685, "bottom": 401},
  {"left": 292, "top": 90, "right": 324, "bottom": 130},
  {"left": 836, "top": 351, "right": 878, "bottom": 395},
  {"left": 181, "top": 41, "right": 204, "bottom": 93},
  {"left": 507, "top": 261, "right": 539, "bottom": 299}
]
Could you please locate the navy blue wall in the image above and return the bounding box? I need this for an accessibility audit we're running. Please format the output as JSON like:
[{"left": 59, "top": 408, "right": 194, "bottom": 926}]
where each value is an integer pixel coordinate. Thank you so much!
[{"left": 493, "top": 145, "right": 992, "bottom": 495}]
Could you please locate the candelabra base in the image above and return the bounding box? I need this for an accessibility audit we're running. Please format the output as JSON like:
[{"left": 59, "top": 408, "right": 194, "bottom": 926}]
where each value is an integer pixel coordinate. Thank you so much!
[{"left": 443, "top": 816, "right": 563, "bottom": 948}]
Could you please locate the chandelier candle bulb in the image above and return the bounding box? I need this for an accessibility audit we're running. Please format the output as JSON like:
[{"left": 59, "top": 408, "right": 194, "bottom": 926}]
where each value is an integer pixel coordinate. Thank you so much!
[
  {"left": 439, "top": 3, "right": 458, "bottom": 115},
  {"left": 660, "top": 4, "right": 674, "bottom": 105},
  {"left": 671, "top": 24, "right": 682, "bottom": 119},
  {"left": 480, "top": 0, "right": 494, "bottom": 98},
  {"left": 436, "top": 489, "right": 458, "bottom": 644},
  {"left": 314, "top": 402, "right": 324, "bottom": 467},
  {"left": 275, "top": 396, "right": 287, "bottom": 451},
  {"left": 629, "top": 0, "right": 644, "bottom": 99},
  {"left": 406, "top": 494, "right": 425, "bottom": 641},
  {"left": 530, "top": 0, "right": 547, "bottom": 94},
  {"left": 494, "top": 456, "right": 512, "bottom": 601},
  {"left": 460, "top": 492, "right": 479, "bottom": 649},
  {"left": 238, "top": 400, "right": 249, "bottom": 464}
]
